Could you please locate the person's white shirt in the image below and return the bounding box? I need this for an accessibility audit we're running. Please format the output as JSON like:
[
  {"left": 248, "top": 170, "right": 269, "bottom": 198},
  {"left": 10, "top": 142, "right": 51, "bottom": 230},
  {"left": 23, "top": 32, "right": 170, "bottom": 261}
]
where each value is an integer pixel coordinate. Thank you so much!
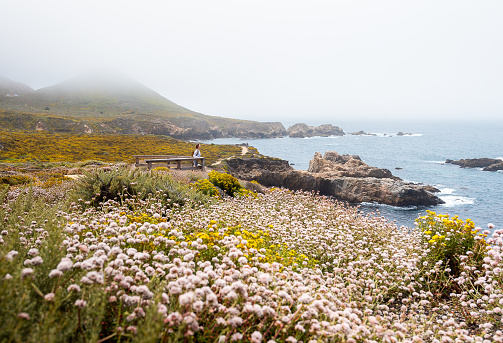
[{"left": 193, "top": 149, "right": 201, "bottom": 166}]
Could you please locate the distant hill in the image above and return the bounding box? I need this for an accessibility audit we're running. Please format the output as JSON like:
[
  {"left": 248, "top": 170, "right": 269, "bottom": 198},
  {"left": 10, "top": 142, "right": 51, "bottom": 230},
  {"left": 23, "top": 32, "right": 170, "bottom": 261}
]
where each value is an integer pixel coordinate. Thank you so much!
[
  {"left": 0, "top": 73, "right": 286, "bottom": 140},
  {"left": 0, "top": 77, "right": 35, "bottom": 98}
]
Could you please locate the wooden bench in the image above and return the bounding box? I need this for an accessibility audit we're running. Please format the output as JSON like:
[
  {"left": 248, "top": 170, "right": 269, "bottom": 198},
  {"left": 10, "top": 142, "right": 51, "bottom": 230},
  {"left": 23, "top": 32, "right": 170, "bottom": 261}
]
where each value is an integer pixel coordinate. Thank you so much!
[
  {"left": 144, "top": 157, "right": 205, "bottom": 171},
  {"left": 133, "top": 155, "right": 185, "bottom": 168}
]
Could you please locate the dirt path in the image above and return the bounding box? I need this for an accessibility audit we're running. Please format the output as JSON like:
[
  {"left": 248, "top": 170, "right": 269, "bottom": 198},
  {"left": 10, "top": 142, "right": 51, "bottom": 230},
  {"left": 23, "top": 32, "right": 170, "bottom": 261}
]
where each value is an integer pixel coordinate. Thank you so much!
[{"left": 241, "top": 146, "right": 248, "bottom": 155}]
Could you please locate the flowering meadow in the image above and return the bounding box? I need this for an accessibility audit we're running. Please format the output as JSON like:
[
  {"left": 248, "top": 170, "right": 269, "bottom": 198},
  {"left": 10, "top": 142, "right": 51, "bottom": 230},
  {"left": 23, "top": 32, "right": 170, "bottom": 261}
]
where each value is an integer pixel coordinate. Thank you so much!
[{"left": 1, "top": 167, "right": 503, "bottom": 342}]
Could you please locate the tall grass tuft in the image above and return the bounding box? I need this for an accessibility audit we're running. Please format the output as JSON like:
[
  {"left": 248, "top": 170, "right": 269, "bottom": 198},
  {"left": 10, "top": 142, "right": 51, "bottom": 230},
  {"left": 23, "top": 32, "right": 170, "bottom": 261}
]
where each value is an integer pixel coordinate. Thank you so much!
[{"left": 69, "top": 167, "right": 210, "bottom": 209}]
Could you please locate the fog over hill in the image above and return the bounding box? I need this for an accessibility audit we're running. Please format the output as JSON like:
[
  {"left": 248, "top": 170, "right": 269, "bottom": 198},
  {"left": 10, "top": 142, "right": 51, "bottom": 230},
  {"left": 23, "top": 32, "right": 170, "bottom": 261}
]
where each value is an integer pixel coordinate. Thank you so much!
[
  {"left": 0, "top": 77, "right": 34, "bottom": 98},
  {"left": 0, "top": 73, "right": 287, "bottom": 140}
]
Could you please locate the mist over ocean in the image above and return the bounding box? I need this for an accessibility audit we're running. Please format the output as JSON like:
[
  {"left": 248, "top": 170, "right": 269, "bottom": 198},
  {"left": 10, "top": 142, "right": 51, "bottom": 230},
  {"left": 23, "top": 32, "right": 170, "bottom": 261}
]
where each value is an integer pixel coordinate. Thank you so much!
[{"left": 204, "top": 120, "right": 503, "bottom": 230}]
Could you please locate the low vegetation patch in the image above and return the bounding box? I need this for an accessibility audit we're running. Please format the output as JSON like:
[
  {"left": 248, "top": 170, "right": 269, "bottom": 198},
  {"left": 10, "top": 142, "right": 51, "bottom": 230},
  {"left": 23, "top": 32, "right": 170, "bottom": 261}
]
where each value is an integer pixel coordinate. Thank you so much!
[
  {"left": 0, "top": 166, "right": 502, "bottom": 342},
  {"left": 0, "top": 131, "right": 244, "bottom": 164}
]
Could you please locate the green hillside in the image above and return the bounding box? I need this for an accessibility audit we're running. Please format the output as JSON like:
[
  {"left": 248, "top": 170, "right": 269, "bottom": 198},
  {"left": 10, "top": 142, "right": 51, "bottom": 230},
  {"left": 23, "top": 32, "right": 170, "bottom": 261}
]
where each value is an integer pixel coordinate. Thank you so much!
[{"left": 0, "top": 73, "right": 287, "bottom": 140}]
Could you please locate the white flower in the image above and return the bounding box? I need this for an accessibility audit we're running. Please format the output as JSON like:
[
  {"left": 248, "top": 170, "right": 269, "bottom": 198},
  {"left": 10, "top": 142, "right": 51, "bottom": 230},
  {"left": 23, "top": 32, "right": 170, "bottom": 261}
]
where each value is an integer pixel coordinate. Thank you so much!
[
  {"left": 228, "top": 316, "right": 243, "bottom": 328},
  {"left": 49, "top": 269, "right": 63, "bottom": 278},
  {"left": 44, "top": 293, "right": 55, "bottom": 301},
  {"left": 6, "top": 250, "right": 18, "bottom": 261},
  {"left": 298, "top": 294, "right": 313, "bottom": 304},
  {"left": 21, "top": 268, "right": 34, "bottom": 280},
  {"left": 231, "top": 333, "right": 243, "bottom": 341},
  {"left": 30, "top": 256, "right": 43, "bottom": 266},
  {"left": 74, "top": 299, "right": 87, "bottom": 308},
  {"left": 179, "top": 292, "right": 194, "bottom": 306},
  {"left": 57, "top": 258, "right": 73, "bottom": 272},
  {"left": 250, "top": 331, "right": 262, "bottom": 343},
  {"left": 68, "top": 284, "right": 81, "bottom": 292},
  {"left": 257, "top": 273, "right": 272, "bottom": 284},
  {"left": 192, "top": 300, "right": 205, "bottom": 312},
  {"left": 17, "top": 312, "right": 30, "bottom": 320},
  {"left": 216, "top": 317, "right": 227, "bottom": 326},
  {"left": 184, "top": 253, "right": 195, "bottom": 262}
]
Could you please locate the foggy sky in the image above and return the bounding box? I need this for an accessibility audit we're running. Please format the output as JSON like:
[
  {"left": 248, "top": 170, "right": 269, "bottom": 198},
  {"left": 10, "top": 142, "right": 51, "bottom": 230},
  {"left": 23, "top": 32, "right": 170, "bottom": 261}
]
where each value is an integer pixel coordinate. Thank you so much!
[{"left": 1, "top": 0, "right": 502, "bottom": 123}]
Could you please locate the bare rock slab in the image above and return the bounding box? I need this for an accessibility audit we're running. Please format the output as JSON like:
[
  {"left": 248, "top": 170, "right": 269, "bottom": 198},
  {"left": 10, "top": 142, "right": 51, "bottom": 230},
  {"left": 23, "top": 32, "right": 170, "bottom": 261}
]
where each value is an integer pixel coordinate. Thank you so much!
[{"left": 227, "top": 152, "right": 443, "bottom": 207}]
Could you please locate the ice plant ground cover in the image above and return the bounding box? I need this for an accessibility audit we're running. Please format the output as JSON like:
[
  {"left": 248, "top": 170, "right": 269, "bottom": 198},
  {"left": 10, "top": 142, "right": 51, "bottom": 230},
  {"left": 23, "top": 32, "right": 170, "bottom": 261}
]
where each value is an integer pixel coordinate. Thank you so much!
[{"left": 1, "top": 167, "right": 503, "bottom": 342}]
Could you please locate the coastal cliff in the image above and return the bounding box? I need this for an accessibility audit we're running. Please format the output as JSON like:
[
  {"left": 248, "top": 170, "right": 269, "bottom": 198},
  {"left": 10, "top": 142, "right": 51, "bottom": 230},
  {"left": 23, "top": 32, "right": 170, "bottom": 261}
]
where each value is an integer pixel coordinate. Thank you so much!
[{"left": 226, "top": 152, "right": 444, "bottom": 206}]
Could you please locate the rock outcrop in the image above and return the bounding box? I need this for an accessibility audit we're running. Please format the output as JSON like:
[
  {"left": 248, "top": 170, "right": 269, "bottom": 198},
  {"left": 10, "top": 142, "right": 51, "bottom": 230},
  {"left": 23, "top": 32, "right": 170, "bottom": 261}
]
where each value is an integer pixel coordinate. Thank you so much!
[
  {"left": 446, "top": 158, "right": 503, "bottom": 172},
  {"left": 351, "top": 131, "right": 376, "bottom": 136},
  {"left": 287, "top": 123, "right": 345, "bottom": 138},
  {"left": 227, "top": 152, "right": 444, "bottom": 207}
]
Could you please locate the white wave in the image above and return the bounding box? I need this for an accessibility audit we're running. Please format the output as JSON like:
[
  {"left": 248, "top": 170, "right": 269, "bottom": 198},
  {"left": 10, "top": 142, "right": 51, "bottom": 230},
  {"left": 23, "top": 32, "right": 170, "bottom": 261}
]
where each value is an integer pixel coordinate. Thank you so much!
[
  {"left": 373, "top": 133, "right": 388, "bottom": 137},
  {"left": 439, "top": 195, "right": 475, "bottom": 207},
  {"left": 400, "top": 133, "right": 423, "bottom": 137},
  {"left": 360, "top": 202, "right": 418, "bottom": 211},
  {"left": 427, "top": 160, "right": 446, "bottom": 164},
  {"left": 438, "top": 188, "right": 455, "bottom": 195}
]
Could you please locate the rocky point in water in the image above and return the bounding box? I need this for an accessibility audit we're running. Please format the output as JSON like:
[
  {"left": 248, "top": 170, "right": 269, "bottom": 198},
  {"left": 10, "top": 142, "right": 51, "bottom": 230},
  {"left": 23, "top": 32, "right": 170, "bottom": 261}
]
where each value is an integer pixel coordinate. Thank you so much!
[
  {"left": 350, "top": 130, "right": 376, "bottom": 136},
  {"left": 226, "top": 151, "right": 444, "bottom": 207},
  {"left": 286, "top": 123, "right": 345, "bottom": 138},
  {"left": 445, "top": 158, "right": 503, "bottom": 171}
]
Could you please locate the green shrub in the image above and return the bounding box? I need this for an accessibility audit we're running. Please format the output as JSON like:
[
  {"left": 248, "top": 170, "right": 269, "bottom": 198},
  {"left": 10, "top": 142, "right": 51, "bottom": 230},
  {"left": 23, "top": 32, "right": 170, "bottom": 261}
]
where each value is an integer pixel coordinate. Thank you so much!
[
  {"left": 191, "top": 178, "right": 219, "bottom": 197},
  {"left": 0, "top": 175, "right": 34, "bottom": 186},
  {"left": 208, "top": 170, "right": 242, "bottom": 197},
  {"left": 416, "top": 210, "right": 488, "bottom": 278},
  {"left": 69, "top": 167, "right": 210, "bottom": 208}
]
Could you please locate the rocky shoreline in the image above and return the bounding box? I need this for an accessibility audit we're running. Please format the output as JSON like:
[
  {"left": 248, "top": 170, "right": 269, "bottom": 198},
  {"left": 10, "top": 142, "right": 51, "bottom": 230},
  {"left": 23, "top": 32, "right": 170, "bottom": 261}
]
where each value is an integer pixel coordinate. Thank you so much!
[
  {"left": 226, "top": 151, "right": 444, "bottom": 207},
  {"left": 446, "top": 158, "right": 503, "bottom": 171}
]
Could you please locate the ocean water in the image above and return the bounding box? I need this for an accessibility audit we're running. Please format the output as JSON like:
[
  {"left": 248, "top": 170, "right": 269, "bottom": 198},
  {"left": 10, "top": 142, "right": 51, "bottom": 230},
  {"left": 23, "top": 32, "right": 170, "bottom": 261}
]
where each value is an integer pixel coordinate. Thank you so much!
[{"left": 204, "top": 120, "right": 503, "bottom": 230}]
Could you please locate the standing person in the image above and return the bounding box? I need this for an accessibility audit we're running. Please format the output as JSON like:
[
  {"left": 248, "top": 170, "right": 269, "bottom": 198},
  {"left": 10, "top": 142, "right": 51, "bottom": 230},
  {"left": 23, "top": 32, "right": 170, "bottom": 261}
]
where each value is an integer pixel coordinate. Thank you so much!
[{"left": 193, "top": 143, "right": 202, "bottom": 167}]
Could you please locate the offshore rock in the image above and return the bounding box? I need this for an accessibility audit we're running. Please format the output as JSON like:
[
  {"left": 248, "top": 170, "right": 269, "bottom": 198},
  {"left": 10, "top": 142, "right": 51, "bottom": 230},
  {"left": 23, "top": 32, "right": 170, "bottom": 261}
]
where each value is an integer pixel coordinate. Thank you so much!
[
  {"left": 227, "top": 152, "right": 443, "bottom": 207},
  {"left": 446, "top": 158, "right": 503, "bottom": 171},
  {"left": 483, "top": 162, "right": 503, "bottom": 171},
  {"left": 287, "top": 123, "right": 345, "bottom": 138},
  {"left": 351, "top": 130, "right": 376, "bottom": 136}
]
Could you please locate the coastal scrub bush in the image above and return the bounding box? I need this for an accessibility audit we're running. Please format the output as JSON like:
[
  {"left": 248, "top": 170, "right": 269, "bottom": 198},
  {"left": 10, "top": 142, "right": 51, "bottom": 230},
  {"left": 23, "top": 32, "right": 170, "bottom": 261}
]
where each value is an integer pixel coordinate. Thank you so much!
[
  {"left": 69, "top": 167, "right": 209, "bottom": 208},
  {"left": 416, "top": 210, "right": 488, "bottom": 278},
  {"left": 0, "top": 174, "right": 35, "bottom": 186},
  {"left": 191, "top": 178, "right": 219, "bottom": 197},
  {"left": 208, "top": 170, "right": 242, "bottom": 197}
]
